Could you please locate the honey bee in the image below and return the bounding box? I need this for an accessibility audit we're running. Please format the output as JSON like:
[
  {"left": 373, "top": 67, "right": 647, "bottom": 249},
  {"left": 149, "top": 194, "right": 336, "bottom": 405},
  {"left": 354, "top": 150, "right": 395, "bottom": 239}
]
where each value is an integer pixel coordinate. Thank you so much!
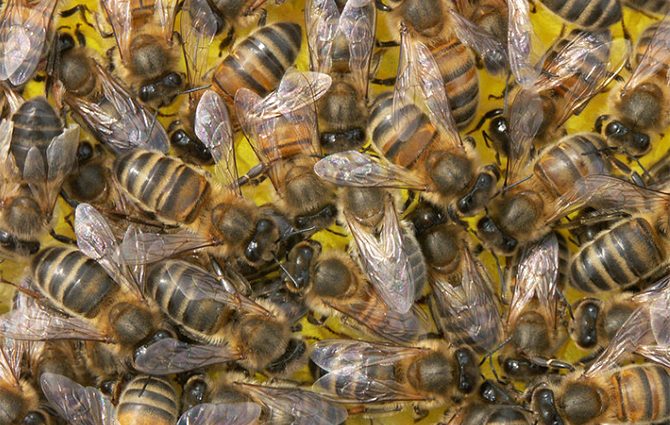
[
  {"left": 0, "top": 204, "right": 167, "bottom": 381},
  {"left": 189, "top": 0, "right": 275, "bottom": 48},
  {"left": 441, "top": 403, "right": 531, "bottom": 425},
  {"left": 537, "top": 0, "right": 622, "bottom": 30},
  {"left": 41, "top": 372, "right": 260, "bottom": 425},
  {"left": 549, "top": 175, "right": 670, "bottom": 293},
  {"left": 454, "top": 0, "right": 509, "bottom": 74},
  {"left": 597, "top": 16, "right": 670, "bottom": 156},
  {"left": 497, "top": 233, "right": 568, "bottom": 380},
  {"left": 136, "top": 258, "right": 306, "bottom": 376},
  {"left": 310, "top": 339, "right": 481, "bottom": 417},
  {"left": 285, "top": 240, "right": 430, "bottom": 343},
  {"left": 305, "top": 0, "right": 375, "bottom": 153},
  {"left": 235, "top": 69, "right": 338, "bottom": 232},
  {"left": 181, "top": 372, "right": 347, "bottom": 425},
  {"left": 624, "top": 0, "right": 670, "bottom": 14},
  {"left": 376, "top": 0, "right": 508, "bottom": 127},
  {"left": 0, "top": 0, "right": 59, "bottom": 86},
  {"left": 0, "top": 338, "right": 57, "bottom": 425},
  {"left": 101, "top": 0, "right": 183, "bottom": 107}
]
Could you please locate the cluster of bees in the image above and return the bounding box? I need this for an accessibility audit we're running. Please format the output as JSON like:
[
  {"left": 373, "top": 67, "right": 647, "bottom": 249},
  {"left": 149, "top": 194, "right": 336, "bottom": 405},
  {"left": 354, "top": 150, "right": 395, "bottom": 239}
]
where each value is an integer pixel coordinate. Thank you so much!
[{"left": 3, "top": 0, "right": 670, "bottom": 423}]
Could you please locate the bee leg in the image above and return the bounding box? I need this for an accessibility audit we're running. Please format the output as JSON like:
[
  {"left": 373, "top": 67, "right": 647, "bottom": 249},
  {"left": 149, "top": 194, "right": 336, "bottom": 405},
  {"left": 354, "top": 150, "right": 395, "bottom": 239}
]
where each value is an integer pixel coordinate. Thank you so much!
[
  {"left": 370, "top": 76, "right": 396, "bottom": 86},
  {"left": 375, "top": 39, "right": 400, "bottom": 48},
  {"left": 60, "top": 4, "right": 95, "bottom": 28},
  {"left": 528, "top": 0, "right": 536, "bottom": 13},
  {"left": 528, "top": 357, "right": 574, "bottom": 372},
  {"left": 218, "top": 28, "right": 236, "bottom": 56},
  {"left": 257, "top": 8, "right": 268, "bottom": 27},
  {"left": 50, "top": 229, "right": 77, "bottom": 246},
  {"left": 412, "top": 405, "right": 429, "bottom": 422},
  {"left": 374, "top": 0, "right": 393, "bottom": 12}
]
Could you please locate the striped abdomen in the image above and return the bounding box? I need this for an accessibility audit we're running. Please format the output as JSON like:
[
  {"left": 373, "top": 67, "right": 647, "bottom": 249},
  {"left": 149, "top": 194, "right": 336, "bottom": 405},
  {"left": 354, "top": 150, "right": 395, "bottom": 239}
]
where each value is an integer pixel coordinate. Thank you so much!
[
  {"left": 540, "top": 0, "right": 621, "bottom": 28},
  {"left": 213, "top": 22, "right": 302, "bottom": 103},
  {"left": 635, "top": 21, "right": 670, "bottom": 73},
  {"left": 114, "top": 150, "right": 210, "bottom": 225},
  {"left": 569, "top": 217, "right": 666, "bottom": 293},
  {"left": 534, "top": 132, "right": 610, "bottom": 197},
  {"left": 368, "top": 92, "right": 439, "bottom": 169},
  {"left": 31, "top": 247, "right": 117, "bottom": 318},
  {"left": 146, "top": 260, "right": 229, "bottom": 341},
  {"left": 430, "top": 36, "right": 478, "bottom": 128},
  {"left": 610, "top": 364, "right": 670, "bottom": 423},
  {"left": 117, "top": 376, "right": 178, "bottom": 425},
  {"left": 11, "top": 97, "right": 62, "bottom": 172},
  {"left": 625, "top": 0, "right": 670, "bottom": 15}
]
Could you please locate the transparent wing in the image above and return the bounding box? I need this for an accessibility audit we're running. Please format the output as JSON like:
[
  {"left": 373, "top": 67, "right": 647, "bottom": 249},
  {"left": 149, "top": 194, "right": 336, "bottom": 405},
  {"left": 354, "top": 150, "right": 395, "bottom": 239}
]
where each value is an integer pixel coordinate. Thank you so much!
[
  {"left": 508, "top": 233, "right": 559, "bottom": 328},
  {"left": 155, "top": 0, "right": 178, "bottom": 41},
  {"left": 311, "top": 339, "right": 429, "bottom": 402},
  {"left": 507, "top": 0, "right": 541, "bottom": 87},
  {"left": 177, "top": 403, "right": 261, "bottom": 425},
  {"left": 339, "top": 0, "right": 375, "bottom": 92},
  {"left": 625, "top": 16, "right": 670, "bottom": 92},
  {"left": 100, "top": 0, "right": 132, "bottom": 62},
  {"left": 0, "top": 338, "right": 24, "bottom": 386},
  {"left": 41, "top": 125, "right": 79, "bottom": 210},
  {"left": 239, "top": 383, "right": 348, "bottom": 425},
  {"left": 506, "top": 88, "right": 544, "bottom": 182},
  {"left": 41, "top": 373, "right": 117, "bottom": 425},
  {"left": 180, "top": 0, "right": 217, "bottom": 90},
  {"left": 305, "top": 0, "right": 341, "bottom": 73},
  {"left": 394, "top": 28, "right": 461, "bottom": 148},
  {"left": 449, "top": 8, "right": 507, "bottom": 75},
  {"left": 547, "top": 175, "right": 670, "bottom": 222},
  {"left": 314, "top": 151, "right": 428, "bottom": 190},
  {"left": 195, "top": 90, "right": 238, "bottom": 191},
  {"left": 0, "top": 0, "right": 57, "bottom": 85},
  {"left": 119, "top": 229, "right": 216, "bottom": 264},
  {"left": 134, "top": 338, "right": 241, "bottom": 374},
  {"left": 346, "top": 196, "right": 419, "bottom": 314}
]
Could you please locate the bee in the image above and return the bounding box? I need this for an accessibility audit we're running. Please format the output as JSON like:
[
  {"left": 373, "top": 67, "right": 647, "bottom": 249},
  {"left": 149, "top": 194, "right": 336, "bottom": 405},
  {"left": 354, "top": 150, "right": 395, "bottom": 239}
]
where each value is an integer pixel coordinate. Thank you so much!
[
  {"left": 41, "top": 372, "right": 259, "bottom": 425},
  {"left": 0, "top": 0, "right": 58, "bottom": 86},
  {"left": 441, "top": 403, "right": 531, "bottom": 425},
  {"left": 305, "top": 0, "right": 375, "bottom": 153},
  {"left": 310, "top": 339, "right": 481, "bottom": 418},
  {"left": 235, "top": 70, "right": 338, "bottom": 231},
  {"left": 497, "top": 233, "right": 569, "bottom": 380},
  {"left": 284, "top": 240, "right": 429, "bottom": 343},
  {"left": 550, "top": 175, "right": 670, "bottom": 294},
  {"left": 0, "top": 204, "right": 168, "bottom": 382},
  {"left": 136, "top": 258, "right": 306, "bottom": 376},
  {"left": 181, "top": 373, "right": 347, "bottom": 425},
  {"left": 624, "top": 0, "right": 670, "bottom": 14},
  {"left": 537, "top": 0, "right": 622, "bottom": 30},
  {"left": 0, "top": 338, "right": 57, "bottom": 425},
  {"left": 376, "top": 0, "right": 508, "bottom": 127},
  {"left": 101, "top": 0, "right": 183, "bottom": 107},
  {"left": 597, "top": 16, "right": 670, "bottom": 156},
  {"left": 454, "top": 0, "right": 509, "bottom": 72}
]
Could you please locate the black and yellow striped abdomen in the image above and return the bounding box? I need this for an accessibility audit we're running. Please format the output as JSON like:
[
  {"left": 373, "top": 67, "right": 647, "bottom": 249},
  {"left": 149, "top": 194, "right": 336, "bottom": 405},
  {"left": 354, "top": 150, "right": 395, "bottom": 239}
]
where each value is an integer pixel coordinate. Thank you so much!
[
  {"left": 31, "top": 246, "right": 117, "bottom": 318},
  {"left": 611, "top": 364, "right": 670, "bottom": 423},
  {"left": 146, "top": 260, "right": 229, "bottom": 341},
  {"left": 540, "top": 0, "right": 621, "bottom": 28},
  {"left": 117, "top": 375, "right": 179, "bottom": 425},
  {"left": 368, "top": 92, "right": 439, "bottom": 169},
  {"left": 114, "top": 150, "right": 210, "bottom": 225},
  {"left": 10, "top": 97, "right": 62, "bottom": 173},
  {"left": 213, "top": 22, "right": 302, "bottom": 103},
  {"left": 569, "top": 217, "right": 666, "bottom": 293}
]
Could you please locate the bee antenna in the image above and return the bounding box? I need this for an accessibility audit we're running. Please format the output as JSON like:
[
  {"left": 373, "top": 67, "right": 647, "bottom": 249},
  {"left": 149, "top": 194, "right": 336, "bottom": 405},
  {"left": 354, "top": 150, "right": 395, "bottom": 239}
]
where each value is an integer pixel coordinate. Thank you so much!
[
  {"left": 180, "top": 84, "right": 212, "bottom": 96},
  {"left": 272, "top": 253, "right": 299, "bottom": 291},
  {"left": 502, "top": 174, "right": 532, "bottom": 193}
]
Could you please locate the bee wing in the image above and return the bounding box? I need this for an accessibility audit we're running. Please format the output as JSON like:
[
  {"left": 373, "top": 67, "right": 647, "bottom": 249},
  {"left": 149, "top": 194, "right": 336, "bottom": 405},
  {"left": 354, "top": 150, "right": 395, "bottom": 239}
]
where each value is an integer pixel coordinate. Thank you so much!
[
  {"left": 314, "top": 151, "right": 428, "bottom": 190},
  {"left": 394, "top": 29, "right": 461, "bottom": 149},
  {"left": 311, "top": 339, "right": 429, "bottom": 402},
  {"left": 507, "top": 0, "right": 542, "bottom": 87},
  {"left": 238, "top": 383, "right": 348, "bottom": 425},
  {"left": 448, "top": 8, "right": 507, "bottom": 75},
  {"left": 40, "top": 373, "right": 117, "bottom": 425},
  {"left": 649, "top": 291, "right": 670, "bottom": 346},
  {"left": 586, "top": 306, "right": 651, "bottom": 377},
  {"left": 0, "top": 338, "right": 25, "bottom": 387},
  {"left": 547, "top": 175, "right": 670, "bottom": 222},
  {"left": 42, "top": 124, "right": 79, "bottom": 209},
  {"left": 180, "top": 0, "right": 217, "bottom": 90},
  {"left": 339, "top": 0, "right": 375, "bottom": 92},
  {"left": 100, "top": 0, "right": 133, "bottom": 62},
  {"left": 508, "top": 233, "right": 559, "bottom": 328},
  {"left": 177, "top": 402, "right": 261, "bottom": 425},
  {"left": 432, "top": 248, "right": 503, "bottom": 353},
  {"left": 305, "top": 0, "right": 341, "bottom": 73},
  {"left": 346, "top": 196, "right": 420, "bottom": 314},
  {"left": 506, "top": 88, "right": 545, "bottom": 182},
  {"left": 155, "top": 0, "right": 179, "bottom": 42},
  {"left": 0, "top": 0, "right": 57, "bottom": 85},
  {"left": 625, "top": 15, "right": 670, "bottom": 93},
  {"left": 195, "top": 90, "right": 239, "bottom": 192},
  {"left": 134, "top": 338, "right": 241, "bottom": 374},
  {"left": 119, "top": 229, "right": 215, "bottom": 264}
]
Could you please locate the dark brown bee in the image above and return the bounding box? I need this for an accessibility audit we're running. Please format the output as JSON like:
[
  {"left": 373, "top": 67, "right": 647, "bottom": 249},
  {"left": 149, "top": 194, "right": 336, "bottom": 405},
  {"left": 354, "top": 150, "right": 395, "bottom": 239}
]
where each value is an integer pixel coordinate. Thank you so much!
[
  {"left": 538, "top": 0, "right": 622, "bottom": 29},
  {"left": 624, "top": 0, "right": 670, "bottom": 14}
]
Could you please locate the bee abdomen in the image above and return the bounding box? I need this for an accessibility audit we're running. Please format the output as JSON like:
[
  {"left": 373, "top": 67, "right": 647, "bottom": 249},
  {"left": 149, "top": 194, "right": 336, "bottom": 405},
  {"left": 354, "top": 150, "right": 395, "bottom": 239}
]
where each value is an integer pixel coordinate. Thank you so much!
[
  {"left": 32, "top": 246, "right": 117, "bottom": 318},
  {"left": 569, "top": 218, "right": 665, "bottom": 293},
  {"left": 213, "top": 22, "right": 302, "bottom": 101},
  {"left": 612, "top": 364, "right": 670, "bottom": 422},
  {"left": 635, "top": 21, "right": 670, "bottom": 68},
  {"left": 10, "top": 97, "right": 62, "bottom": 171},
  {"left": 540, "top": 0, "right": 621, "bottom": 28},
  {"left": 117, "top": 376, "right": 179, "bottom": 425},
  {"left": 114, "top": 150, "right": 209, "bottom": 224}
]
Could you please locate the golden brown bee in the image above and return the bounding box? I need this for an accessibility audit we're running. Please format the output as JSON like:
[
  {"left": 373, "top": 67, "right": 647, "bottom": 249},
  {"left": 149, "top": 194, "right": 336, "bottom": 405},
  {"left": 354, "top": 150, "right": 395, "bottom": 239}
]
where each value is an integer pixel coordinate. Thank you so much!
[
  {"left": 597, "top": 18, "right": 670, "bottom": 156},
  {"left": 236, "top": 70, "right": 338, "bottom": 231},
  {"left": 454, "top": 0, "right": 509, "bottom": 61},
  {"left": 101, "top": 0, "right": 183, "bottom": 107},
  {"left": 538, "top": 0, "right": 622, "bottom": 29},
  {"left": 305, "top": 0, "right": 375, "bottom": 153},
  {"left": 0, "top": 0, "right": 59, "bottom": 86},
  {"left": 137, "top": 258, "right": 306, "bottom": 376},
  {"left": 310, "top": 339, "right": 481, "bottom": 417},
  {"left": 285, "top": 240, "right": 429, "bottom": 343}
]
